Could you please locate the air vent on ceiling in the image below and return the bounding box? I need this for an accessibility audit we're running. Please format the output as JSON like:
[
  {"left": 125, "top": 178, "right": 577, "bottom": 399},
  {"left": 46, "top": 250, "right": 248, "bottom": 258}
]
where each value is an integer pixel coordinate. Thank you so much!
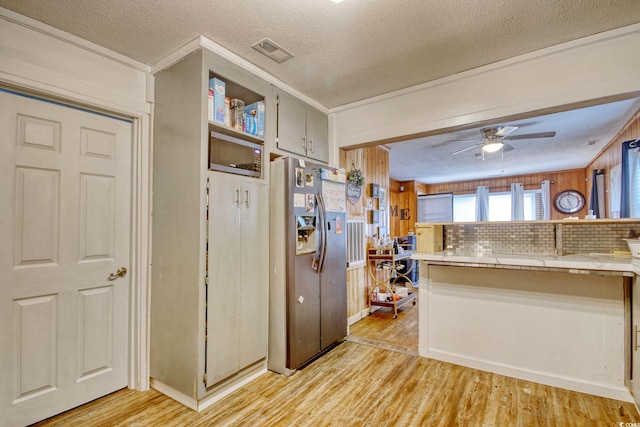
[{"left": 252, "top": 38, "right": 294, "bottom": 63}]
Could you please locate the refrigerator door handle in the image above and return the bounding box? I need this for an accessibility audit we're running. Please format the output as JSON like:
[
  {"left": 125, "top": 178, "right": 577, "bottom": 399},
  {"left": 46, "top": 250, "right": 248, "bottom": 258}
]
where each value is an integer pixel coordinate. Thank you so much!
[
  {"left": 314, "top": 194, "right": 324, "bottom": 273},
  {"left": 317, "top": 193, "right": 328, "bottom": 272}
]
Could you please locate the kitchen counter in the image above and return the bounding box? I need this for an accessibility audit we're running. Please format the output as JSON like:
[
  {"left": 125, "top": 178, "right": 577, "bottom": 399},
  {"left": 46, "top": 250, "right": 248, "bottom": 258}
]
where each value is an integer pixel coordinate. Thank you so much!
[
  {"left": 413, "top": 250, "right": 638, "bottom": 403},
  {"left": 412, "top": 251, "right": 639, "bottom": 276}
]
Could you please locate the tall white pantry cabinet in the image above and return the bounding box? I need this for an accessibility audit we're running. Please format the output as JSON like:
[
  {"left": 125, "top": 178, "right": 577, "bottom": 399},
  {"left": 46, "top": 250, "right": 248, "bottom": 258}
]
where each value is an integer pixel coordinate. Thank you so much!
[{"left": 150, "top": 48, "right": 269, "bottom": 407}]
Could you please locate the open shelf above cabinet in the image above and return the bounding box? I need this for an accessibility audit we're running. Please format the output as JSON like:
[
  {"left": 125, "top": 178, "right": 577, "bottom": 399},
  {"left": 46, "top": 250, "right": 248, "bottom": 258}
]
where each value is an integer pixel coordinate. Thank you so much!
[
  {"left": 210, "top": 72, "right": 264, "bottom": 105},
  {"left": 208, "top": 71, "right": 265, "bottom": 138},
  {"left": 208, "top": 121, "right": 264, "bottom": 144},
  {"left": 207, "top": 69, "right": 266, "bottom": 179}
]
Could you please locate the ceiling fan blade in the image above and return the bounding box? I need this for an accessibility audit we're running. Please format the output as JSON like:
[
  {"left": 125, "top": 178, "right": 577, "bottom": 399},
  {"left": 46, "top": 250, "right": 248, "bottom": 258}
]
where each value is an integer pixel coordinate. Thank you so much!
[
  {"left": 502, "top": 143, "right": 515, "bottom": 152},
  {"left": 441, "top": 138, "right": 477, "bottom": 145},
  {"left": 495, "top": 126, "right": 519, "bottom": 137},
  {"left": 504, "top": 131, "right": 556, "bottom": 140},
  {"left": 450, "top": 143, "right": 481, "bottom": 156}
]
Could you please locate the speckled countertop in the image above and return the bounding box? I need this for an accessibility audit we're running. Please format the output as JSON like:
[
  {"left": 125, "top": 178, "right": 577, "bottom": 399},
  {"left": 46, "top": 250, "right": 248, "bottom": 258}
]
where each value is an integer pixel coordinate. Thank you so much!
[{"left": 412, "top": 251, "right": 640, "bottom": 276}]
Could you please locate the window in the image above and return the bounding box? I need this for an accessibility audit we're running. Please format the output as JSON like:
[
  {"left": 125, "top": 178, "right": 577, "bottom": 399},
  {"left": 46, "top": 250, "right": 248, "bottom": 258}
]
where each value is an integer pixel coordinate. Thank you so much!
[
  {"left": 487, "top": 192, "right": 511, "bottom": 221},
  {"left": 453, "top": 194, "right": 475, "bottom": 222},
  {"left": 417, "top": 193, "right": 453, "bottom": 222},
  {"left": 452, "top": 189, "right": 543, "bottom": 222}
]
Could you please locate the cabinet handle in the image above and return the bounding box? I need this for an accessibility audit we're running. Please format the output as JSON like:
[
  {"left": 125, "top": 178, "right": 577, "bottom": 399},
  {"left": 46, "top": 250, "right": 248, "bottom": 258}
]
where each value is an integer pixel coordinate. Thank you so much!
[
  {"left": 302, "top": 136, "right": 306, "bottom": 150},
  {"left": 235, "top": 188, "right": 240, "bottom": 206},
  {"left": 309, "top": 138, "right": 314, "bottom": 153},
  {"left": 245, "top": 188, "right": 250, "bottom": 207}
]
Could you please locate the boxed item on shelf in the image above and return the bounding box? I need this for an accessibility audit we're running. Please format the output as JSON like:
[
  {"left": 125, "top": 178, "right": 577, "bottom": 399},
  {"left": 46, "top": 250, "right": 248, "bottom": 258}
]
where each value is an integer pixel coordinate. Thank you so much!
[
  {"left": 396, "top": 287, "right": 409, "bottom": 298},
  {"left": 224, "top": 97, "right": 231, "bottom": 127},
  {"left": 244, "top": 101, "right": 265, "bottom": 137},
  {"left": 207, "top": 88, "right": 213, "bottom": 122},
  {"left": 244, "top": 113, "right": 256, "bottom": 135},
  {"left": 208, "top": 78, "right": 226, "bottom": 124}
]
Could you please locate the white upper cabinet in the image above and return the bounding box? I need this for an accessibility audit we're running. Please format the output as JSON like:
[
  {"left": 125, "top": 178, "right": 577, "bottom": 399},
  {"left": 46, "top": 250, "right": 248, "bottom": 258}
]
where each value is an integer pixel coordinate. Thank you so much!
[{"left": 274, "top": 86, "right": 328, "bottom": 163}]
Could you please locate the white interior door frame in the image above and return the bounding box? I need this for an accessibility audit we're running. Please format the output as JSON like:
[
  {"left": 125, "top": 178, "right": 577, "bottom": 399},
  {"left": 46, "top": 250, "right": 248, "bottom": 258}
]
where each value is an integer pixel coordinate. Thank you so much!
[
  {"left": 0, "top": 12, "right": 153, "bottom": 394},
  {"left": 126, "top": 111, "right": 152, "bottom": 392},
  {"left": 0, "top": 83, "right": 152, "bottom": 393}
]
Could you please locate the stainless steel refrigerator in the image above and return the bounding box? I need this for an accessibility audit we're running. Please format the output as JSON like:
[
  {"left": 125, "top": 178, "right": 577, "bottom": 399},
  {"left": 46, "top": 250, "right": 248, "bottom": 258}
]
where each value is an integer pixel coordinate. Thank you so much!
[{"left": 269, "top": 157, "right": 347, "bottom": 376}]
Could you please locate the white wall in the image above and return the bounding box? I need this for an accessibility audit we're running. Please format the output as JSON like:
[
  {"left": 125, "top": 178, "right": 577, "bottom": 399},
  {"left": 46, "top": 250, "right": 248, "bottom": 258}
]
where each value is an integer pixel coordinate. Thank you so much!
[
  {"left": 0, "top": 9, "right": 150, "bottom": 115},
  {"left": 422, "top": 265, "right": 630, "bottom": 402},
  {"left": 331, "top": 24, "right": 640, "bottom": 151}
]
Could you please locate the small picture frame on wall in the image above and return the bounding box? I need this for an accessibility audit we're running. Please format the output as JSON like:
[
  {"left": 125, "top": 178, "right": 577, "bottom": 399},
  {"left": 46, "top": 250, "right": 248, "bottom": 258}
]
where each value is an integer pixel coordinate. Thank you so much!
[
  {"left": 379, "top": 187, "right": 386, "bottom": 209},
  {"left": 369, "top": 183, "right": 379, "bottom": 199},
  {"left": 368, "top": 209, "right": 380, "bottom": 224},
  {"left": 366, "top": 198, "right": 373, "bottom": 209}
]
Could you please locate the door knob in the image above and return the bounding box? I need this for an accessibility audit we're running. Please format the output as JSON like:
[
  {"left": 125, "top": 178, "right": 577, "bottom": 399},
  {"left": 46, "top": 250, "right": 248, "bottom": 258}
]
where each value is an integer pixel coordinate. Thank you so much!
[{"left": 108, "top": 267, "right": 127, "bottom": 281}]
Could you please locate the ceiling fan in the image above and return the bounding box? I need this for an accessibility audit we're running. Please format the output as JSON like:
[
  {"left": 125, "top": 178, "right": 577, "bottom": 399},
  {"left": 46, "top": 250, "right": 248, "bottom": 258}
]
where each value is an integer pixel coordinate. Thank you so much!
[{"left": 449, "top": 126, "right": 556, "bottom": 156}]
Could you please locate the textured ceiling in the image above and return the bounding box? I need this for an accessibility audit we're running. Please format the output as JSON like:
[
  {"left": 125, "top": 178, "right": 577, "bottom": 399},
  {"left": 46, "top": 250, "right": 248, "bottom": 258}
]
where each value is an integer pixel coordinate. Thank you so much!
[
  {"left": 1, "top": 0, "right": 639, "bottom": 184},
  {"left": 1, "top": 0, "right": 640, "bottom": 108},
  {"left": 388, "top": 98, "right": 640, "bottom": 184}
]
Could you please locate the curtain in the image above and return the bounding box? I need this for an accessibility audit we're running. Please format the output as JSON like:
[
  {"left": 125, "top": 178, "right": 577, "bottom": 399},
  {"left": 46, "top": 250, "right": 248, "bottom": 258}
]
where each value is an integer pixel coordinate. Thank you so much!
[
  {"left": 589, "top": 169, "right": 599, "bottom": 217},
  {"left": 589, "top": 169, "right": 605, "bottom": 218},
  {"left": 475, "top": 186, "right": 489, "bottom": 222},
  {"left": 540, "top": 180, "right": 551, "bottom": 220},
  {"left": 510, "top": 183, "right": 524, "bottom": 220},
  {"left": 621, "top": 139, "right": 640, "bottom": 218}
]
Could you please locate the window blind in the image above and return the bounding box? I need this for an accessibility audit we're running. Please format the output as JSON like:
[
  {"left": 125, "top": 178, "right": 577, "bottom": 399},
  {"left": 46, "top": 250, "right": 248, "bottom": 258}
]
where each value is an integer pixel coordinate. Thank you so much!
[{"left": 418, "top": 193, "right": 453, "bottom": 222}]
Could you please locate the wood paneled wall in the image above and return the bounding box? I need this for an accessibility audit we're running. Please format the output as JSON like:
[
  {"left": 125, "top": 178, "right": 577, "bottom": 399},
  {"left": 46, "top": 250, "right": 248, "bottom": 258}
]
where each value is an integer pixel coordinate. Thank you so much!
[
  {"left": 389, "top": 168, "right": 588, "bottom": 229},
  {"left": 340, "top": 146, "right": 389, "bottom": 321},
  {"left": 586, "top": 109, "right": 640, "bottom": 217},
  {"left": 389, "top": 180, "right": 417, "bottom": 237}
]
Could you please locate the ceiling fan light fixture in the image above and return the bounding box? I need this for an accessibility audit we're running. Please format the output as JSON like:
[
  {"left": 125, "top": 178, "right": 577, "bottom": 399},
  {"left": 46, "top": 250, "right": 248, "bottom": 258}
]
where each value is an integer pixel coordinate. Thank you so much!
[{"left": 482, "top": 140, "right": 504, "bottom": 153}]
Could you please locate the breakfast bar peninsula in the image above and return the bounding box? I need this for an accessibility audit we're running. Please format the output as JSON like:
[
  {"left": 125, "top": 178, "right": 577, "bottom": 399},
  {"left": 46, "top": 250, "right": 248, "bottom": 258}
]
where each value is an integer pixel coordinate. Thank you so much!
[{"left": 412, "top": 220, "right": 640, "bottom": 403}]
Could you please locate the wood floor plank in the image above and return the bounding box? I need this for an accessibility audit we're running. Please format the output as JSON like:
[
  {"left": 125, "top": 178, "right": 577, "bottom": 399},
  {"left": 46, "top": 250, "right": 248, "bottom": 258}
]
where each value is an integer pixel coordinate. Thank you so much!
[
  {"left": 349, "top": 300, "right": 418, "bottom": 349},
  {"left": 34, "top": 343, "right": 640, "bottom": 426},
  {"left": 33, "top": 303, "right": 640, "bottom": 426}
]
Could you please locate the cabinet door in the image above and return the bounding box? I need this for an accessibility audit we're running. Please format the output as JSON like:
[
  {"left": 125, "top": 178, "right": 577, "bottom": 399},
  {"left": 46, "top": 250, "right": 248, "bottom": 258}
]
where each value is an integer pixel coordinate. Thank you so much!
[
  {"left": 275, "top": 88, "right": 307, "bottom": 157},
  {"left": 305, "top": 106, "right": 329, "bottom": 163},
  {"left": 238, "top": 179, "right": 269, "bottom": 368},
  {"left": 207, "top": 173, "right": 242, "bottom": 385}
]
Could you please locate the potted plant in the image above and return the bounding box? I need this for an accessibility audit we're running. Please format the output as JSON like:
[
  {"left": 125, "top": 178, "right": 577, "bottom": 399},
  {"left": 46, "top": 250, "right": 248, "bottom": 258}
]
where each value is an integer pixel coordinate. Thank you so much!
[{"left": 347, "top": 168, "right": 364, "bottom": 186}]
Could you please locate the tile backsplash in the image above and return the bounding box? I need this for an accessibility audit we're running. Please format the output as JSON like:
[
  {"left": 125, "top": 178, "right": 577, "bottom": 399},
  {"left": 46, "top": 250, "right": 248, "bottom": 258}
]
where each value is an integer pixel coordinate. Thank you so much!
[
  {"left": 560, "top": 222, "right": 637, "bottom": 254},
  {"left": 444, "top": 221, "right": 640, "bottom": 255}
]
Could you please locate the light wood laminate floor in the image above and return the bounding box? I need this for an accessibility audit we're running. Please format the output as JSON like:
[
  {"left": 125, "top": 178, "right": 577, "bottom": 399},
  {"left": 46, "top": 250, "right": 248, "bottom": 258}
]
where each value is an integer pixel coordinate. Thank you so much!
[
  {"left": 35, "top": 304, "right": 640, "bottom": 427},
  {"left": 349, "top": 298, "right": 418, "bottom": 350}
]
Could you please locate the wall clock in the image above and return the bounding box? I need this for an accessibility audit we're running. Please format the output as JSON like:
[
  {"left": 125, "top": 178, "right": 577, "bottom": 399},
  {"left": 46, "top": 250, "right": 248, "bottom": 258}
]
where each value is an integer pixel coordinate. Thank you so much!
[{"left": 553, "top": 190, "right": 585, "bottom": 214}]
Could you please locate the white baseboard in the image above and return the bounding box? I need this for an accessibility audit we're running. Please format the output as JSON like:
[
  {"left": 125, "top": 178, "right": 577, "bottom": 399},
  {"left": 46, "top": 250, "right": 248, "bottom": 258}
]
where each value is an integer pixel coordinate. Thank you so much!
[
  {"left": 348, "top": 307, "right": 378, "bottom": 326},
  {"left": 151, "top": 362, "right": 267, "bottom": 412},
  {"left": 427, "top": 349, "right": 633, "bottom": 403},
  {"left": 150, "top": 379, "right": 199, "bottom": 411}
]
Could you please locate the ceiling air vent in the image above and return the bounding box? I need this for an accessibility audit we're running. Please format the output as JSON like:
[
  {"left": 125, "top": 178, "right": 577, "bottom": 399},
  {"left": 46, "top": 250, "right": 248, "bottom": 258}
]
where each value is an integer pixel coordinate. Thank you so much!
[{"left": 252, "top": 38, "right": 294, "bottom": 63}]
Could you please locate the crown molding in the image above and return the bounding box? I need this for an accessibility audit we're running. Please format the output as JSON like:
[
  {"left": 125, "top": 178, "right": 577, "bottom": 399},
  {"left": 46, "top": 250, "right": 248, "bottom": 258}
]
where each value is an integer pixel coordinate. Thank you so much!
[{"left": 0, "top": 7, "right": 150, "bottom": 74}]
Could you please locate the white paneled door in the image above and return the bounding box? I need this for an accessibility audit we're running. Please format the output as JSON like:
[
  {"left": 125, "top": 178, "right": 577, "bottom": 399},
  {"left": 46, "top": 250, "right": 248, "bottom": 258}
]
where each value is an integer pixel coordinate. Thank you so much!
[{"left": 0, "top": 90, "right": 132, "bottom": 426}]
